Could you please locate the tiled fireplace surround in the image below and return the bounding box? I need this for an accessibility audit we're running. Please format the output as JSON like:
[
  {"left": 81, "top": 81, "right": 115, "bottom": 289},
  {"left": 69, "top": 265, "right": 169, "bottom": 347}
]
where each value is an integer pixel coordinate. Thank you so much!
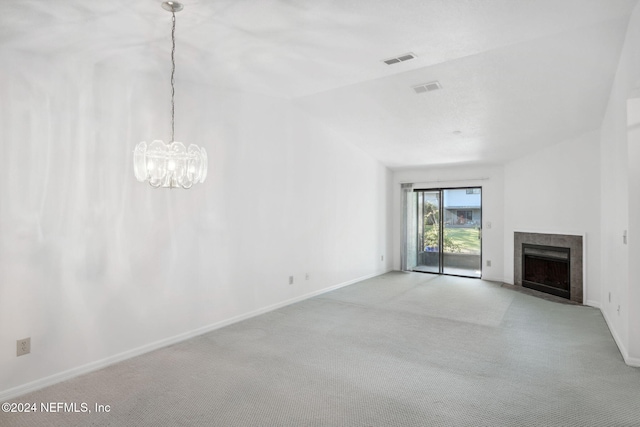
[{"left": 514, "top": 232, "right": 584, "bottom": 304}]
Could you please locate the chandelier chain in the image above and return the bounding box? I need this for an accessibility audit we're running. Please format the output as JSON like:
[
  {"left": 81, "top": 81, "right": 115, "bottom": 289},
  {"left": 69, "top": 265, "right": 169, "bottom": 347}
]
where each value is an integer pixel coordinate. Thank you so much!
[{"left": 170, "top": 11, "right": 176, "bottom": 142}]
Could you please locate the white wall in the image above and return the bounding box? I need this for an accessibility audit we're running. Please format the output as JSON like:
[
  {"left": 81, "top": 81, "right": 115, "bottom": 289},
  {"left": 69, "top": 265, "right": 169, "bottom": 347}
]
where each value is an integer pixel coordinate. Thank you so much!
[
  {"left": 628, "top": 97, "right": 640, "bottom": 364},
  {"left": 389, "top": 2, "right": 640, "bottom": 366},
  {"left": 599, "top": 0, "right": 640, "bottom": 366},
  {"left": 503, "top": 130, "right": 601, "bottom": 306},
  {"left": 392, "top": 165, "right": 505, "bottom": 282},
  {"left": 0, "top": 52, "right": 392, "bottom": 398},
  {"left": 392, "top": 128, "right": 601, "bottom": 302}
]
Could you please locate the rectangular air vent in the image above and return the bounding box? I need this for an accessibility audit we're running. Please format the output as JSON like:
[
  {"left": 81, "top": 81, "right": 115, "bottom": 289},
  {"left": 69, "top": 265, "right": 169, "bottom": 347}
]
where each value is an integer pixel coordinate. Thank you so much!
[
  {"left": 383, "top": 53, "right": 416, "bottom": 65},
  {"left": 412, "top": 81, "right": 442, "bottom": 94}
]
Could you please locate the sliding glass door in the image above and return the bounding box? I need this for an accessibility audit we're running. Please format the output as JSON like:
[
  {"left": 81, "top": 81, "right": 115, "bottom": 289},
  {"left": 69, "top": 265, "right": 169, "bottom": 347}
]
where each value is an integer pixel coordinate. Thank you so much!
[{"left": 410, "top": 188, "right": 482, "bottom": 278}]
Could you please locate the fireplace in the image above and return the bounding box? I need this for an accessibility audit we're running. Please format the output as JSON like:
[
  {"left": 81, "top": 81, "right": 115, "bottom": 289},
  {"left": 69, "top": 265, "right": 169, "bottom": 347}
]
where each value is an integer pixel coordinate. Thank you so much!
[
  {"left": 522, "top": 244, "right": 570, "bottom": 299},
  {"left": 514, "top": 232, "right": 583, "bottom": 304}
]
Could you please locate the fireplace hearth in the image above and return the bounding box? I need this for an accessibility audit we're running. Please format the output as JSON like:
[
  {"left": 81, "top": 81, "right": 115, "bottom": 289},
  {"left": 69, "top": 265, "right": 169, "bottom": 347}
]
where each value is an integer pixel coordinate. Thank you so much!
[{"left": 522, "top": 244, "right": 570, "bottom": 299}]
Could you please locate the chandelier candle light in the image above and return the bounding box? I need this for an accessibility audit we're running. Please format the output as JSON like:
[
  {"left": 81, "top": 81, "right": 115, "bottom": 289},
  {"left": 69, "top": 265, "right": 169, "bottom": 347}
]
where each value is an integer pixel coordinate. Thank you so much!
[{"left": 133, "top": 1, "right": 207, "bottom": 189}]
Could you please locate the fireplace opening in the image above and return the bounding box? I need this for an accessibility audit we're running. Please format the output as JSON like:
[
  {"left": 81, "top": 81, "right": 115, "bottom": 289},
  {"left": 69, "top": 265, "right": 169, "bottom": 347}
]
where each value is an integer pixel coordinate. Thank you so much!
[{"left": 522, "top": 244, "right": 570, "bottom": 299}]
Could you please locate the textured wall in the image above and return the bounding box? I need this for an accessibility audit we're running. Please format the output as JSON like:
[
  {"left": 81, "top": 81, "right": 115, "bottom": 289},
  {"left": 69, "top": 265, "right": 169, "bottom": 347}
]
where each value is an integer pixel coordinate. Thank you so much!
[
  {"left": 503, "top": 130, "right": 601, "bottom": 306},
  {"left": 599, "top": 0, "right": 640, "bottom": 366},
  {"left": 0, "top": 52, "right": 393, "bottom": 397}
]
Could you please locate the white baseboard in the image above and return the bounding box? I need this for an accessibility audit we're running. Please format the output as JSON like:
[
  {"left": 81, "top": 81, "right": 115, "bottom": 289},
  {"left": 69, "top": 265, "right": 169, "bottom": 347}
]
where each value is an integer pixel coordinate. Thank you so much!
[
  {"left": 599, "top": 308, "right": 638, "bottom": 367},
  {"left": 626, "top": 355, "right": 640, "bottom": 367},
  {"left": 481, "top": 275, "right": 504, "bottom": 283},
  {"left": 585, "top": 300, "right": 601, "bottom": 309},
  {"left": 0, "top": 270, "right": 390, "bottom": 402}
]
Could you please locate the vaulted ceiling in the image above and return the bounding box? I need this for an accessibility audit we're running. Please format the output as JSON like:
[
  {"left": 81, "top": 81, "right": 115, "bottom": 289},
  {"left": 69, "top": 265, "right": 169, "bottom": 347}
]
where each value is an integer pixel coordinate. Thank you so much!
[{"left": 3, "top": 0, "right": 638, "bottom": 169}]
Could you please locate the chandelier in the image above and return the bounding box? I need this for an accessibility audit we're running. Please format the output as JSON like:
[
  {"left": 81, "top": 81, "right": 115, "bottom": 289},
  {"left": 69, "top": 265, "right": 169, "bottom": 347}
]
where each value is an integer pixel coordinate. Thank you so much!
[{"left": 133, "top": 1, "right": 207, "bottom": 189}]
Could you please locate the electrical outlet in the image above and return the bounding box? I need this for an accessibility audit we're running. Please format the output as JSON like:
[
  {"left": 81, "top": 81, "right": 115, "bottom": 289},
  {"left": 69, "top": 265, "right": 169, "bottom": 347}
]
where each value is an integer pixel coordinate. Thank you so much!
[
  {"left": 289, "top": 276, "right": 294, "bottom": 285},
  {"left": 17, "top": 338, "right": 30, "bottom": 357},
  {"left": 486, "top": 221, "right": 492, "bottom": 229},
  {"left": 486, "top": 260, "right": 491, "bottom": 267}
]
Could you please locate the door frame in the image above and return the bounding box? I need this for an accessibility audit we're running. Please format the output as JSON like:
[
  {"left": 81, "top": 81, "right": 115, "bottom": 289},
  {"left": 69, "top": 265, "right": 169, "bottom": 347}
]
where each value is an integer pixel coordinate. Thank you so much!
[{"left": 412, "top": 186, "right": 483, "bottom": 279}]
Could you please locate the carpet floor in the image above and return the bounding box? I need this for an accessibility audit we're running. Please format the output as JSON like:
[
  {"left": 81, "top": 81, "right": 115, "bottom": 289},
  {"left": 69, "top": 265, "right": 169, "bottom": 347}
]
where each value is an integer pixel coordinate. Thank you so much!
[{"left": 2, "top": 272, "right": 640, "bottom": 426}]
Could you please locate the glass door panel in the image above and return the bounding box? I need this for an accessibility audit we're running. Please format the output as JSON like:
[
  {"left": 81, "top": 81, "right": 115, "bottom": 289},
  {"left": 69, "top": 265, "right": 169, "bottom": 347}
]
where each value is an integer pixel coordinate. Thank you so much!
[
  {"left": 442, "top": 188, "right": 482, "bottom": 277},
  {"left": 414, "top": 191, "right": 440, "bottom": 274}
]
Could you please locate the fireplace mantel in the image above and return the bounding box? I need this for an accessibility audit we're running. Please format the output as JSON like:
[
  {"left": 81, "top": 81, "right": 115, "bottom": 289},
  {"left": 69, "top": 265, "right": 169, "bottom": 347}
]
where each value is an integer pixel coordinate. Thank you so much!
[{"left": 514, "top": 232, "right": 584, "bottom": 304}]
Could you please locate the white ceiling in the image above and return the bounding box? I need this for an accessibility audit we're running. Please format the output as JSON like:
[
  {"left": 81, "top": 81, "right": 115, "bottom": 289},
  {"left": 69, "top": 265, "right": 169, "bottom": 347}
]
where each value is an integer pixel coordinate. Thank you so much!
[{"left": 2, "top": 0, "right": 638, "bottom": 169}]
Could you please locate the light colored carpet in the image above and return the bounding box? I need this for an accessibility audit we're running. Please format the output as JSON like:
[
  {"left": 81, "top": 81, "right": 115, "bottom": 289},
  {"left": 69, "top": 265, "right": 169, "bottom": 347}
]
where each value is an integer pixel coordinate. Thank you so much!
[{"left": 2, "top": 272, "right": 640, "bottom": 426}]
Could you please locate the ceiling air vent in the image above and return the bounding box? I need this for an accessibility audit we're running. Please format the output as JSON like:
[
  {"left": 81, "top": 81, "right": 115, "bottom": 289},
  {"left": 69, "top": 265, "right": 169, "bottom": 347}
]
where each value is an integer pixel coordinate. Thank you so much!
[
  {"left": 383, "top": 53, "right": 416, "bottom": 65},
  {"left": 412, "top": 81, "right": 442, "bottom": 94}
]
